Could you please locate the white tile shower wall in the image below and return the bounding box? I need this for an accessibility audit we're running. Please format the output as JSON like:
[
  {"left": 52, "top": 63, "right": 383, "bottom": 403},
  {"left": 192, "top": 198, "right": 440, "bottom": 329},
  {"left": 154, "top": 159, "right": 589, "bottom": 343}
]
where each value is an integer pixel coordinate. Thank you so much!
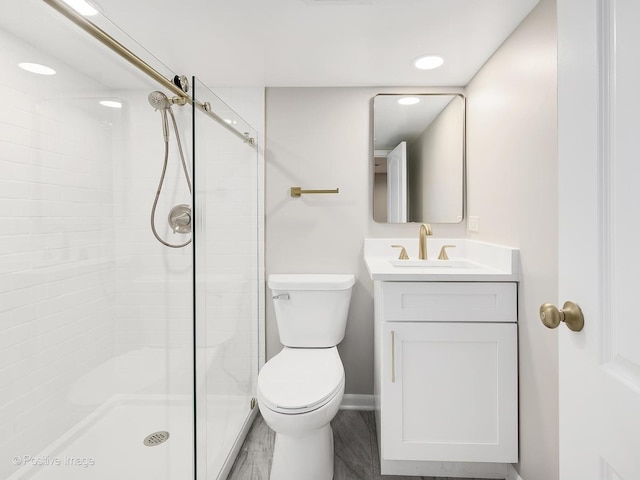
[
  {"left": 192, "top": 87, "right": 264, "bottom": 480},
  {"left": 210, "top": 86, "right": 266, "bottom": 373},
  {"left": 110, "top": 87, "right": 264, "bottom": 398},
  {"left": 0, "top": 28, "right": 116, "bottom": 473},
  {"left": 198, "top": 101, "right": 262, "bottom": 399},
  {"left": 111, "top": 91, "right": 194, "bottom": 396},
  {"left": 0, "top": 24, "right": 265, "bottom": 480}
]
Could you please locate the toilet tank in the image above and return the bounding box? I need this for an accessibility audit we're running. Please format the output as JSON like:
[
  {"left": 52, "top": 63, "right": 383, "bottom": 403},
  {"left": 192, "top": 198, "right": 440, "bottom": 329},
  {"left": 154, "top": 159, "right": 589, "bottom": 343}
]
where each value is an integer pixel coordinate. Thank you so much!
[{"left": 268, "top": 274, "right": 355, "bottom": 348}]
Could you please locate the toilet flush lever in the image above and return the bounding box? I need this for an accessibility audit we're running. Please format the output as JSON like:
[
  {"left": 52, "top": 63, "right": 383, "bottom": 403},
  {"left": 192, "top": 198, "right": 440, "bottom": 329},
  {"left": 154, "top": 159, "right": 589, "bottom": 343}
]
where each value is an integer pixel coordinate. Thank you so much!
[{"left": 273, "top": 294, "right": 290, "bottom": 300}]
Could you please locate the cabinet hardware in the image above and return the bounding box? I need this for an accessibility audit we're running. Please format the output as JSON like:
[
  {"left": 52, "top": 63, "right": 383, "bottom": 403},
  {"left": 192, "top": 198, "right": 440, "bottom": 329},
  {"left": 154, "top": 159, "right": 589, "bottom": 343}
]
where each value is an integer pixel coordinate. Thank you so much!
[
  {"left": 391, "top": 330, "right": 396, "bottom": 383},
  {"left": 290, "top": 186, "right": 339, "bottom": 197}
]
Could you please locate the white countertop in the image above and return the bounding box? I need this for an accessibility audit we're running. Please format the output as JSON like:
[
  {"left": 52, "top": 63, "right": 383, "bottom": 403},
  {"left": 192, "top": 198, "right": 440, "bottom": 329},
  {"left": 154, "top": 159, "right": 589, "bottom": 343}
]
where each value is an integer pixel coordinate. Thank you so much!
[{"left": 364, "top": 238, "right": 519, "bottom": 282}]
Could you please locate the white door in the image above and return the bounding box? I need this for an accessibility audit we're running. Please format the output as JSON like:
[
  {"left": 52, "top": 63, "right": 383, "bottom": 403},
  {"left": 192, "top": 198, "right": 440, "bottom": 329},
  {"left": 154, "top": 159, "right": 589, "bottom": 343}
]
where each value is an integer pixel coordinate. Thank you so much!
[
  {"left": 386, "top": 141, "right": 407, "bottom": 222},
  {"left": 558, "top": 0, "right": 640, "bottom": 478}
]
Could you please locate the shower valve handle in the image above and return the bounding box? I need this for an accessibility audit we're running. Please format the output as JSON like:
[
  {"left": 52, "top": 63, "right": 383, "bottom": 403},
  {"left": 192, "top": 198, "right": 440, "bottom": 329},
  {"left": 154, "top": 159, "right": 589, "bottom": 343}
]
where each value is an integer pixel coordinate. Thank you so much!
[
  {"left": 168, "top": 204, "right": 192, "bottom": 234},
  {"left": 172, "top": 212, "right": 190, "bottom": 232},
  {"left": 174, "top": 212, "right": 190, "bottom": 225}
]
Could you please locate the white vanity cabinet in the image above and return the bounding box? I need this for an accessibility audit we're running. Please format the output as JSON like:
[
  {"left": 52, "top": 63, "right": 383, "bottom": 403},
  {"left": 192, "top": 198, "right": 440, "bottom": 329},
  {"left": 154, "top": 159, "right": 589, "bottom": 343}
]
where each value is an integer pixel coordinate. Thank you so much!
[{"left": 373, "top": 280, "right": 518, "bottom": 476}]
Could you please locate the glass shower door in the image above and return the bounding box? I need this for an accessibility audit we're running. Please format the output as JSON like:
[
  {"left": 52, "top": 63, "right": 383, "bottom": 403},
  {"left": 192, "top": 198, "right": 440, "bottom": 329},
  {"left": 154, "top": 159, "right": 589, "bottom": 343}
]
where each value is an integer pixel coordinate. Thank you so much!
[
  {"left": 192, "top": 78, "right": 260, "bottom": 480},
  {"left": 1, "top": 1, "right": 195, "bottom": 479}
]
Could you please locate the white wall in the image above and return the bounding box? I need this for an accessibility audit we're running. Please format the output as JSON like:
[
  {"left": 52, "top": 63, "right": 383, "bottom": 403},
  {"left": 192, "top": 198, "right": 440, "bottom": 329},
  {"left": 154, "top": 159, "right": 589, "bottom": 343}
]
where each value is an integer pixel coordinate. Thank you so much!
[
  {"left": 466, "top": 0, "right": 558, "bottom": 479},
  {"left": 265, "top": 87, "right": 466, "bottom": 394},
  {"left": 0, "top": 28, "right": 116, "bottom": 476}
]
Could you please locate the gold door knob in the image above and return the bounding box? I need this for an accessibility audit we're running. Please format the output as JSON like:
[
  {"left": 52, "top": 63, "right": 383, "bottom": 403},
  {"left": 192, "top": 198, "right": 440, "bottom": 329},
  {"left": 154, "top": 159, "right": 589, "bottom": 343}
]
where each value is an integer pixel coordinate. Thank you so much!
[{"left": 539, "top": 301, "right": 584, "bottom": 332}]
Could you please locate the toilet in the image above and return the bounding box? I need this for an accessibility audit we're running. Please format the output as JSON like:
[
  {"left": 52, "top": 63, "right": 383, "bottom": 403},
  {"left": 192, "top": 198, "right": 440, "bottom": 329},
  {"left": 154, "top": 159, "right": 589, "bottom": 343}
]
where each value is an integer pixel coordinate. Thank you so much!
[{"left": 257, "top": 273, "right": 355, "bottom": 480}]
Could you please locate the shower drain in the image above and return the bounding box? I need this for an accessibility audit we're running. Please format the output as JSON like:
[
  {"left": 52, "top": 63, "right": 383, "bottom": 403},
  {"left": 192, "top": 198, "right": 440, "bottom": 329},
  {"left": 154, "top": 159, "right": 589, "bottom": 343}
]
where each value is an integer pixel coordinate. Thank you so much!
[{"left": 143, "top": 431, "right": 170, "bottom": 447}]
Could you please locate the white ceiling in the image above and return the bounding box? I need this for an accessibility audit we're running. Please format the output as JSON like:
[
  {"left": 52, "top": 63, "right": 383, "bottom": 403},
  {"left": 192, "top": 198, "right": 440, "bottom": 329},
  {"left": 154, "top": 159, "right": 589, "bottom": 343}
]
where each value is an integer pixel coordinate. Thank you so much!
[{"left": 96, "top": 0, "right": 541, "bottom": 88}]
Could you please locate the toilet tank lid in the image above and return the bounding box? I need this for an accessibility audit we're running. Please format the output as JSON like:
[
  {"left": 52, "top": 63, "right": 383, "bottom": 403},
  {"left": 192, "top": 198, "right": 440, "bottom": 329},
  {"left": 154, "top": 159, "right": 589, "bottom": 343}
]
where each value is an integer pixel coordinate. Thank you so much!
[{"left": 268, "top": 274, "right": 355, "bottom": 290}]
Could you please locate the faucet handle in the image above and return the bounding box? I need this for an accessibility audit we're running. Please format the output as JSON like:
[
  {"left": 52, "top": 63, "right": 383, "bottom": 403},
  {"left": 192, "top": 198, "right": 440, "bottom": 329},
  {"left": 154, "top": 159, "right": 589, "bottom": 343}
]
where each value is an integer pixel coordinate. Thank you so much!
[
  {"left": 391, "top": 245, "right": 410, "bottom": 260},
  {"left": 438, "top": 245, "right": 456, "bottom": 260}
]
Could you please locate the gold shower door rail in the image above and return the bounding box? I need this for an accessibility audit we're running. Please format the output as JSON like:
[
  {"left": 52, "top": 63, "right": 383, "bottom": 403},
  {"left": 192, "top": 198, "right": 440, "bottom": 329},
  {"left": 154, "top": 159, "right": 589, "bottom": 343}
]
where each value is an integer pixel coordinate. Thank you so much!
[{"left": 41, "top": 0, "right": 255, "bottom": 146}]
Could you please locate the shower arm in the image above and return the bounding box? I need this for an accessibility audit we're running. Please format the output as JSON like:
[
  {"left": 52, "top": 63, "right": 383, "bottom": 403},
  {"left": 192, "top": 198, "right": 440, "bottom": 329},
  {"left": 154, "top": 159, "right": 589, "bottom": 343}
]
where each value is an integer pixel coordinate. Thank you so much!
[{"left": 41, "top": 0, "right": 255, "bottom": 147}]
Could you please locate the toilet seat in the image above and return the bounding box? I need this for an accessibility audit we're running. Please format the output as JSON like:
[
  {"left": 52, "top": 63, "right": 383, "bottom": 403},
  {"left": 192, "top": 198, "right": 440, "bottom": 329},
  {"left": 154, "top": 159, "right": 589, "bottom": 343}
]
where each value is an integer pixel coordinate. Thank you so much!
[{"left": 258, "top": 347, "right": 344, "bottom": 415}]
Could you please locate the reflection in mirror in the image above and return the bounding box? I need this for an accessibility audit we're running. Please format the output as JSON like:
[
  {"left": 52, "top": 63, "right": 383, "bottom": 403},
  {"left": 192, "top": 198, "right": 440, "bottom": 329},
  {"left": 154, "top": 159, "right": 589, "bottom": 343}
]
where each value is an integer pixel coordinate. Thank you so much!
[{"left": 373, "top": 94, "right": 465, "bottom": 224}]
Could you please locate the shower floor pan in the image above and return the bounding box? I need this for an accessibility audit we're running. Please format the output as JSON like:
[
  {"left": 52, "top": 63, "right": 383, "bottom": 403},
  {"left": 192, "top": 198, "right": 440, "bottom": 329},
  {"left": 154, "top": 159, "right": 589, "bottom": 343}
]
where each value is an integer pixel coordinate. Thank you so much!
[{"left": 8, "top": 394, "right": 249, "bottom": 480}]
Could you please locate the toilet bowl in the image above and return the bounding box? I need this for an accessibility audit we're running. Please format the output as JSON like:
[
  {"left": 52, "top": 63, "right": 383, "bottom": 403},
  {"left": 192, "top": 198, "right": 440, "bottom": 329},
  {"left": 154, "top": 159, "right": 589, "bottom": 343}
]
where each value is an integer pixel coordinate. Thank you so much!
[
  {"left": 258, "top": 347, "right": 344, "bottom": 480},
  {"left": 258, "top": 274, "right": 355, "bottom": 480}
]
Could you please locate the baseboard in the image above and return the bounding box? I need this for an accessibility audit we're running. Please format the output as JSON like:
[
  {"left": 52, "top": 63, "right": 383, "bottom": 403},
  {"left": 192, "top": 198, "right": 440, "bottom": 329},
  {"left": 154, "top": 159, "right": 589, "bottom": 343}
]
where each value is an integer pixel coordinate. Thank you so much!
[
  {"left": 507, "top": 464, "right": 524, "bottom": 480},
  {"left": 340, "top": 394, "right": 374, "bottom": 411},
  {"left": 380, "top": 459, "right": 508, "bottom": 478}
]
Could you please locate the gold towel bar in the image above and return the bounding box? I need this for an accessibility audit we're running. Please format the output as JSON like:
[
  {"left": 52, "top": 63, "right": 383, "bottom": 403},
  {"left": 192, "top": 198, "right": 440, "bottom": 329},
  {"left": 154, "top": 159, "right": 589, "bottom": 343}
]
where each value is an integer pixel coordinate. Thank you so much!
[{"left": 290, "top": 187, "right": 339, "bottom": 197}]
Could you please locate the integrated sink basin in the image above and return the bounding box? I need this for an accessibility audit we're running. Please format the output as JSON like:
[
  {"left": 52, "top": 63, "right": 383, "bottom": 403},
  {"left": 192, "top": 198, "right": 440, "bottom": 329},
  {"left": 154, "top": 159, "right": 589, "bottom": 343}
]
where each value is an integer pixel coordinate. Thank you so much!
[
  {"left": 364, "top": 238, "right": 519, "bottom": 282},
  {"left": 388, "top": 259, "right": 471, "bottom": 268}
]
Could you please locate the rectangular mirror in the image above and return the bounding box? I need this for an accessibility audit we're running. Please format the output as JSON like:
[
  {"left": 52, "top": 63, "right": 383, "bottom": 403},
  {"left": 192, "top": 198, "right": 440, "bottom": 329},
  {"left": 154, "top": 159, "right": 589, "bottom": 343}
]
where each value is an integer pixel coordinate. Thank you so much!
[{"left": 373, "top": 93, "right": 465, "bottom": 224}]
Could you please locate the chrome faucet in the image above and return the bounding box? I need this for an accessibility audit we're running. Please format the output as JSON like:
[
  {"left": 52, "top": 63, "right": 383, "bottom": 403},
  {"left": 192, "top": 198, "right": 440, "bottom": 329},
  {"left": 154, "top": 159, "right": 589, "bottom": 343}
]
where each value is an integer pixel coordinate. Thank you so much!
[{"left": 418, "top": 223, "right": 433, "bottom": 259}]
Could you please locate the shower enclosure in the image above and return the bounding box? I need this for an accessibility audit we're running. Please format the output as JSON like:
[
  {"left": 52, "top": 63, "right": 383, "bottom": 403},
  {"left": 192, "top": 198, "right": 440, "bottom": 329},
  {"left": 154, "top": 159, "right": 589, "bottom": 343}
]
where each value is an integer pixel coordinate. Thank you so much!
[{"left": 0, "top": 1, "right": 263, "bottom": 479}]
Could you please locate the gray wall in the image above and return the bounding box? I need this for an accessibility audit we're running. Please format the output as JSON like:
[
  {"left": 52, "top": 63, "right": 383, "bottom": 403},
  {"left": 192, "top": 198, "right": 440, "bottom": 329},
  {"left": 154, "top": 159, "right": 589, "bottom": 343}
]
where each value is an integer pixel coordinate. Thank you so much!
[
  {"left": 466, "top": 1, "right": 558, "bottom": 479},
  {"left": 264, "top": 87, "right": 465, "bottom": 394}
]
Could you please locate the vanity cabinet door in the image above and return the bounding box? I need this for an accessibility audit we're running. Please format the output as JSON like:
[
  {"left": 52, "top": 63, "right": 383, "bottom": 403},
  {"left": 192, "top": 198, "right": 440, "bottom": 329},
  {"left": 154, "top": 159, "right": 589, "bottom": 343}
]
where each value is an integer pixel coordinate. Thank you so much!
[{"left": 380, "top": 321, "right": 518, "bottom": 463}]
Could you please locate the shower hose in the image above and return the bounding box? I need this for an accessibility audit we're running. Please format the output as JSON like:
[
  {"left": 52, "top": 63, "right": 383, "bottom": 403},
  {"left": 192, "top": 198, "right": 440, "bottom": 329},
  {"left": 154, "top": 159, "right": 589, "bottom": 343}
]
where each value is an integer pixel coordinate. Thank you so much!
[{"left": 151, "top": 107, "right": 192, "bottom": 248}]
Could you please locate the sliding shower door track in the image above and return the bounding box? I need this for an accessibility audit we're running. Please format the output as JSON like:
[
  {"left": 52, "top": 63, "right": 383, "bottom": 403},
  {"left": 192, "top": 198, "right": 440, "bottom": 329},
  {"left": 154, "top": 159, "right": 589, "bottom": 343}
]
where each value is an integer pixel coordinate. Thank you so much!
[{"left": 41, "top": 0, "right": 255, "bottom": 146}]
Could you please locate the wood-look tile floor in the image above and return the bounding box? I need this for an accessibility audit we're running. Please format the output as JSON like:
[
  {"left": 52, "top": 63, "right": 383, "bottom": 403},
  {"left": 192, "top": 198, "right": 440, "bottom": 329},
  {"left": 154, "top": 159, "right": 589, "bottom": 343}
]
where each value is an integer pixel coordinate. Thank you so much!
[{"left": 227, "top": 410, "right": 501, "bottom": 480}]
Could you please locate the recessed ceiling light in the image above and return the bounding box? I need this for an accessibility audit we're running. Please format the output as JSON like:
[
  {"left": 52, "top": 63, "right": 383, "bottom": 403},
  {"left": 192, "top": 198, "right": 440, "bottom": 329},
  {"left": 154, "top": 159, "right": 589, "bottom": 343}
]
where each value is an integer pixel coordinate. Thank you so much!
[
  {"left": 99, "top": 100, "right": 122, "bottom": 109},
  {"left": 413, "top": 55, "right": 444, "bottom": 70},
  {"left": 18, "top": 63, "right": 56, "bottom": 75},
  {"left": 397, "top": 97, "right": 420, "bottom": 106},
  {"left": 62, "top": 0, "right": 100, "bottom": 16}
]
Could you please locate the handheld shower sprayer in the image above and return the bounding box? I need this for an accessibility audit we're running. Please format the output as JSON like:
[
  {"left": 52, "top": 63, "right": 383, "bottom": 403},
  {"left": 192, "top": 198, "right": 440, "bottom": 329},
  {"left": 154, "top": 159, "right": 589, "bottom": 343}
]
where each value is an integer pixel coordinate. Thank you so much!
[
  {"left": 148, "top": 91, "right": 170, "bottom": 142},
  {"left": 148, "top": 90, "right": 192, "bottom": 249},
  {"left": 147, "top": 90, "right": 171, "bottom": 109}
]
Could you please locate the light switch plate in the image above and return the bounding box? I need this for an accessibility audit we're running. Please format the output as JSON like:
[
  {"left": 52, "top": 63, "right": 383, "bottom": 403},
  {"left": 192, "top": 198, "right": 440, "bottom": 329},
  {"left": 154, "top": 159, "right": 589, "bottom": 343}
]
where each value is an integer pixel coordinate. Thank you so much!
[{"left": 468, "top": 216, "right": 479, "bottom": 232}]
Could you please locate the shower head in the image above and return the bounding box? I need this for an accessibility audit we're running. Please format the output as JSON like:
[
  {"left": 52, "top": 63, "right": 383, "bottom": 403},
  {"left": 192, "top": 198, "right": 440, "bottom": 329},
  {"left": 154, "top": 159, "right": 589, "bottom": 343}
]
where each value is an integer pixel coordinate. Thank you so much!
[
  {"left": 148, "top": 91, "right": 170, "bottom": 142},
  {"left": 148, "top": 91, "right": 170, "bottom": 110}
]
